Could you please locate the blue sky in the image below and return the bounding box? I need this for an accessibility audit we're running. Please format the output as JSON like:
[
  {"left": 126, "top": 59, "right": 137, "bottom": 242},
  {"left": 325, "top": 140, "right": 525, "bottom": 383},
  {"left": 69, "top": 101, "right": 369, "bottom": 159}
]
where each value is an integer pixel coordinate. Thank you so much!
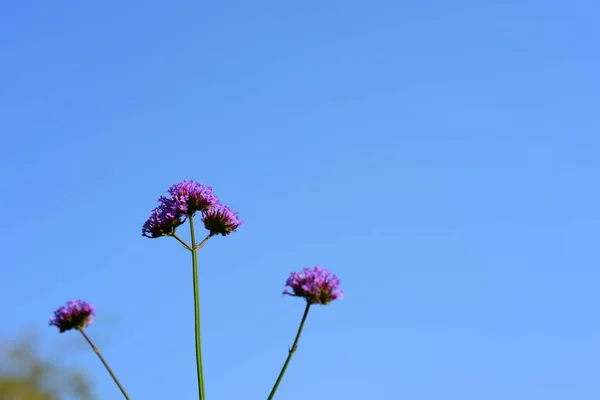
[{"left": 1, "top": 1, "right": 599, "bottom": 399}]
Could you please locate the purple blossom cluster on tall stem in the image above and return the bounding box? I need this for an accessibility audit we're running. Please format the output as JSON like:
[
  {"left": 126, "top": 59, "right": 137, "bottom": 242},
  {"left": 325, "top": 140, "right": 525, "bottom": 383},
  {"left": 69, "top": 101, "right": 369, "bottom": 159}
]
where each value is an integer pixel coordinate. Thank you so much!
[
  {"left": 142, "top": 180, "right": 242, "bottom": 239},
  {"left": 167, "top": 180, "right": 218, "bottom": 216},
  {"left": 140, "top": 180, "right": 242, "bottom": 400},
  {"left": 49, "top": 300, "right": 131, "bottom": 400},
  {"left": 49, "top": 299, "right": 95, "bottom": 333},
  {"left": 141, "top": 197, "right": 185, "bottom": 238},
  {"left": 284, "top": 267, "right": 344, "bottom": 305},
  {"left": 267, "top": 266, "right": 343, "bottom": 400}
]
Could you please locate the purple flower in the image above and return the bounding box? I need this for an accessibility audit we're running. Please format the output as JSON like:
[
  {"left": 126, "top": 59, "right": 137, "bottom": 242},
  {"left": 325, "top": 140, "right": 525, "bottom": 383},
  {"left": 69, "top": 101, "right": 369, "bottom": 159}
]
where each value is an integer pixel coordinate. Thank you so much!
[
  {"left": 167, "top": 180, "right": 218, "bottom": 216},
  {"left": 283, "top": 267, "right": 343, "bottom": 305},
  {"left": 142, "top": 197, "right": 185, "bottom": 238},
  {"left": 202, "top": 204, "right": 243, "bottom": 236},
  {"left": 49, "top": 300, "right": 96, "bottom": 333}
]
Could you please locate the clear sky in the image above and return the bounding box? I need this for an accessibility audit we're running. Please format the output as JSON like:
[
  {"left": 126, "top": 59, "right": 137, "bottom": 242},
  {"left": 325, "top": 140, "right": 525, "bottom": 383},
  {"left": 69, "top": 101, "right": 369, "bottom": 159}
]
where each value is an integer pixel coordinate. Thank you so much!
[{"left": 1, "top": 1, "right": 599, "bottom": 399}]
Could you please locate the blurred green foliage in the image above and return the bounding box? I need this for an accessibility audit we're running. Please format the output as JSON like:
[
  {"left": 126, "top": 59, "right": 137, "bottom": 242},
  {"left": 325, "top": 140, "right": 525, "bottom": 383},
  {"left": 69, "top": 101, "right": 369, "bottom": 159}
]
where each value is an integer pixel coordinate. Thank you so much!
[{"left": 0, "top": 335, "right": 95, "bottom": 400}]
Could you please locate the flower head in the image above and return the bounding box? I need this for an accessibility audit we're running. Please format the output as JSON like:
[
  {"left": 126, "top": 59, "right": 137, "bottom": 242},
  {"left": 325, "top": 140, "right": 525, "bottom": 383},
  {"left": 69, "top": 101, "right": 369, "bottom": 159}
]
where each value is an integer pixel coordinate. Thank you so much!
[
  {"left": 283, "top": 267, "right": 343, "bottom": 305},
  {"left": 167, "top": 180, "right": 218, "bottom": 216},
  {"left": 202, "top": 204, "right": 243, "bottom": 236},
  {"left": 142, "top": 197, "right": 185, "bottom": 238},
  {"left": 49, "top": 300, "right": 96, "bottom": 333}
]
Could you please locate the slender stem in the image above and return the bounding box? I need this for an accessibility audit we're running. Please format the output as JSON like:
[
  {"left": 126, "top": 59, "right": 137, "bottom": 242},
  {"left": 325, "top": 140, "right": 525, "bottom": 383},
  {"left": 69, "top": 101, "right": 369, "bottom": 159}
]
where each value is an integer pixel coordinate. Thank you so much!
[
  {"left": 189, "top": 216, "right": 210, "bottom": 400},
  {"left": 194, "top": 233, "right": 213, "bottom": 251},
  {"left": 267, "top": 302, "right": 312, "bottom": 400},
  {"left": 172, "top": 233, "right": 193, "bottom": 251},
  {"left": 78, "top": 329, "right": 131, "bottom": 400}
]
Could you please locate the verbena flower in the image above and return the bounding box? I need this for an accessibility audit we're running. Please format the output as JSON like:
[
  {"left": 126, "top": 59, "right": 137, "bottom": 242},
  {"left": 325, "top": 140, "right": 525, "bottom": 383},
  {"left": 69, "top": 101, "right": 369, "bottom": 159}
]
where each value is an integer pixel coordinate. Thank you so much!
[
  {"left": 283, "top": 267, "right": 343, "bottom": 305},
  {"left": 167, "top": 180, "right": 218, "bottom": 216},
  {"left": 202, "top": 204, "right": 243, "bottom": 236},
  {"left": 49, "top": 300, "right": 96, "bottom": 333},
  {"left": 142, "top": 197, "right": 185, "bottom": 238}
]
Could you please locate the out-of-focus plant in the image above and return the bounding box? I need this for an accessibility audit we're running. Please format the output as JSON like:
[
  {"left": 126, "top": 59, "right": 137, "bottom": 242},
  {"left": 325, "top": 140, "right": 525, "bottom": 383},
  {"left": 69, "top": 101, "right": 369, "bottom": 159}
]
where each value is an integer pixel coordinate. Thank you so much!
[{"left": 0, "top": 335, "right": 95, "bottom": 400}]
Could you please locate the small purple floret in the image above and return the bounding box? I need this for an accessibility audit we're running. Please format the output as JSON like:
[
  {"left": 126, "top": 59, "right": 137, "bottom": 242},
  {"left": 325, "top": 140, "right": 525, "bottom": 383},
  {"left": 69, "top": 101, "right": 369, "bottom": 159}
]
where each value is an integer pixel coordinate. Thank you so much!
[
  {"left": 202, "top": 205, "right": 243, "bottom": 236},
  {"left": 283, "top": 267, "right": 343, "bottom": 305},
  {"left": 142, "top": 197, "right": 185, "bottom": 238},
  {"left": 142, "top": 180, "right": 219, "bottom": 238},
  {"left": 49, "top": 300, "right": 96, "bottom": 333},
  {"left": 167, "top": 180, "right": 218, "bottom": 216}
]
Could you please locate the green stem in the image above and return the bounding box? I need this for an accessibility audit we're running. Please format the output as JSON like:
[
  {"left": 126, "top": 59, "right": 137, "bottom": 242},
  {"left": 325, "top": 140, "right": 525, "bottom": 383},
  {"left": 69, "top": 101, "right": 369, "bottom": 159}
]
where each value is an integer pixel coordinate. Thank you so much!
[
  {"left": 78, "top": 329, "right": 131, "bottom": 400},
  {"left": 194, "top": 234, "right": 212, "bottom": 252},
  {"left": 267, "top": 302, "right": 312, "bottom": 400},
  {"left": 190, "top": 216, "right": 211, "bottom": 400},
  {"left": 172, "top": 232, "right": 193, "bottom": 251}
]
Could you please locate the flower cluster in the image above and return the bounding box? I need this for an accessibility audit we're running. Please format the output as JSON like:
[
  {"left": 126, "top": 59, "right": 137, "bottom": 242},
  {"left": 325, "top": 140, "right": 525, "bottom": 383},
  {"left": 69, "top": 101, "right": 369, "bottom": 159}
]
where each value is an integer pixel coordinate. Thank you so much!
[
  {"left": 284, "top": 267, "right": 344, "bottom": 305},
  {"left": 142, "top": 197, "right": 185, "bottom": 238},
  {"left": 142, "top": 180, "right": 242, "bottom": 238},
  {"left": 49, "top": 300, "right": 96, "bottom": 333},
  {"left": 202, "top": 204, "right": 243, "bottom": 236},
  {"left": 167, "top": 180, "right": 217, "bottom": 216}
]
